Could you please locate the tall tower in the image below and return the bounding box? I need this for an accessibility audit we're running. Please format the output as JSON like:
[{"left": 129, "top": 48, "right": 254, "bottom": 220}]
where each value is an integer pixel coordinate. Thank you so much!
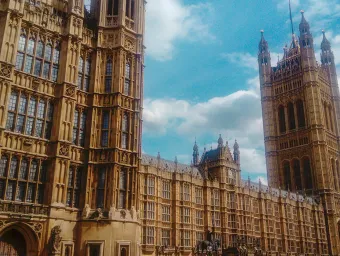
[
  {"left": 258, "top": 10, "right": 340, "bottom": 254},
  {"left": 0, "top": 0, "right": 144, "bottom": 255}
]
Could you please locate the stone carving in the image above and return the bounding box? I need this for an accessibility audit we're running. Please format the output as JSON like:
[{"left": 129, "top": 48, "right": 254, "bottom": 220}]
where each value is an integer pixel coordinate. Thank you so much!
[
  {"left": 109, "top": 205, "right": 116, "bottom": 219},
  {"left": 130, "top": 206, "right": 137, "bottom": 220},
  {"left": 59, "top": 143, "right": 70, "bottom": 156},
  {"left": 0, "top": 62, "right": 12, "bottom": 78},
  {"left": 120, "top": 209, "right": 126, "bottom": 219},
  {"left": 50, "top": 225, "right": 62, "bottom": 254},
  {"left": 82, "top": 204, "right": 91, "bottom": 218},
  {"left": 65, "top": 85, "right": 75, "bottom": 97}
]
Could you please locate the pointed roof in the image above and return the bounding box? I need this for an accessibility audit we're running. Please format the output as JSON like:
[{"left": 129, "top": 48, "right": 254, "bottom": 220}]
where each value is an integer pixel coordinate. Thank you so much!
[
  {"left": 299, "top": 10, "right": 310, "bottom": 32},
  {"left": 321, "top": 30, "right": 331, "bottom": 51},
  {"left": 217, "top": 134, "right": 223, "bottom": 148},
  {"left": 258, "top": 30, "right": 269, "bottom": 53}
]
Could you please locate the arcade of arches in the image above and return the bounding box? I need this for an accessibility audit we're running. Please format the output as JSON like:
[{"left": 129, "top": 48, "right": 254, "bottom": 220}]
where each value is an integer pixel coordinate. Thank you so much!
[
  {"left": 282, "top": 157, "right": 313, "bottom": 191},
  {"left": 278, "top": 99, "right": 306, "bottom": 134}
]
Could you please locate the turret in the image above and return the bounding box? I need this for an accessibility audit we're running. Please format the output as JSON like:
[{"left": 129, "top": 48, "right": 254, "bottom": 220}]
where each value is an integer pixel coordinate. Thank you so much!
[
  {"left": 321, "top": 30, "right": 334, "bottom": 66},
  {"left": 298, "top": 10, "right": 317, "bottom": 68},
  {"left": 193, "top": 141, "right": 199, "bottom": 166},
  {"left": 258, "top": 30, "right": 272, "bottom": 87},
  {"left": 217, "top": 134, "right": 223, "bottom": 148},
  {"left": 233, "top": 140, "right": 240, "bottom": 165}
]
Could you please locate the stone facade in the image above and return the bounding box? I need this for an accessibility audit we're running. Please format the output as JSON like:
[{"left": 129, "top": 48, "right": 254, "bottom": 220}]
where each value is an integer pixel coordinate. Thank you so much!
[
  {"left": 0, "top": 0, "right": 144, "bottom": 255},
  {"left": 259, "top": 10, "right": 340, "bottom": 256},
  {"left": 0, "top": 0, "right": 337, "bottom": 255}
]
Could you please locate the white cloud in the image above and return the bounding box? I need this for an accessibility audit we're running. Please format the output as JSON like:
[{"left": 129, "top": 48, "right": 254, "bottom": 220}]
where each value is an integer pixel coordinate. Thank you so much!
[
  {"left": 145, "top": 0, "right": 215, "bottom": 61},
  {"left": 221, "top": 53, "right": 259, "bottom": 71},
  {"left": 143, "top": 80, "right": 266, "bottom": 174},
  {"left": 252, "top": 176, "right": 268, "bottom": 186}
]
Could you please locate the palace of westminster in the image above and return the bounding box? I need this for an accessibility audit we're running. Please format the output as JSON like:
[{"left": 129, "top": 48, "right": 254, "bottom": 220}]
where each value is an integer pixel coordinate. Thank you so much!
[{"left": 0, "top": 0, "right": 339, "bottom": 255}]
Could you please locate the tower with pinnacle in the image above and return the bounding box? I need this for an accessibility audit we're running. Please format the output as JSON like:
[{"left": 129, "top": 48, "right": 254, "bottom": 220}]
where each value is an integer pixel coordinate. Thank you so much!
[{"left": 258, "top": 9, "right": 340, "bottom": 254}]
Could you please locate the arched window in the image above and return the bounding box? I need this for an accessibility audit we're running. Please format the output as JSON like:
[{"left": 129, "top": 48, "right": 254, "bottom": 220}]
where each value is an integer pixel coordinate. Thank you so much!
[
  {"left": 287, "top": 102, "right": 296, "bottom": 130},
  {"left": 283, "top": 161, "right": 291, "bottom": 190},
  {"left": 96, "top": 169, "right": 106, "bottom": 208},
  {"left": 302, "top": 157, "right": 313, "bottom": 190},
  {"left": 9, "top": 157, "right": 18, "bottom": 178},
  {"left": 329, "top": 106, "right": 334, "bottom": 132},
  {"left": 292, "top": 159, "right": 302, "bottom": 190},
  {"left": 278, "top": 105, "right": 286, "bottom": 133},
  {"left": 121, "top": 113, "right": 129, "bottom": 149},
  {"left": 105, "top": 58, "right": 112, "bottom": 93},
  {"left": 0, "top": 156, "right": 8, "bottom": 177},
  {"left": 119, "top": 169, "right": 127, "bottom": 209},
  {"left": 101, "top": 111, "right": 109, "bottom": 147},
  {"left": 331, "top": 159, "right": 338, "bottom": 191},
  {"left": 296, "top": 100, "right": 305, "bottom": 128},
  {"left": 124, "top": 62, "right": 131, "bottom": 95},
  {"left": 324, "top": 102, "right": 329, "bottom": 130},
  {"left": 19, "top": 158, "right": 28, "bottom": 180}
]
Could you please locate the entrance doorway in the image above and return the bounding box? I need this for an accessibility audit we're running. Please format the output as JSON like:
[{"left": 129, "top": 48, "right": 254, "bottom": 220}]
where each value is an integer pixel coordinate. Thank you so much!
[{"left": 0, "top": 229, "right": 27, "bottom": 256}]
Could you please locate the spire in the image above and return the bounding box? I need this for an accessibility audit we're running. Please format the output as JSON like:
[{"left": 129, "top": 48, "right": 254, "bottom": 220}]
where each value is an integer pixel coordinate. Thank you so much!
[
  {"left": 289, "top": 0, "right": 294, "bottom": 36},
  {"left": 258, "top": 30, "right": 269, "bottom": 53},
  {"left": 192, "top": 140, "right": 199, "bottom": 166},
  {"left": 321, "top": 30, "right": 331, "bottom": 51},
  {"left": 233, "top": 140, "right": 240, "bottom": 164},
  {"left": 299, "top": 10, "right": 309, "bottom": 32},
  {"left": 217, "top": 134, "right": 223, "bottom": 148}
]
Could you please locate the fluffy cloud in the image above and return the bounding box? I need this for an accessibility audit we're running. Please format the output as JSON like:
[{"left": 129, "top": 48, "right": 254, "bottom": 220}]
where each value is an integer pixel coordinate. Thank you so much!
[
  {"left": 145, "top": 0, "right": 215, "bottom": 61},
  {"left": 143, "top": 80, "right": 266, "bottom": 174},
  {"left": 221, "top": 53, "right": 259, "bottom": 71}
]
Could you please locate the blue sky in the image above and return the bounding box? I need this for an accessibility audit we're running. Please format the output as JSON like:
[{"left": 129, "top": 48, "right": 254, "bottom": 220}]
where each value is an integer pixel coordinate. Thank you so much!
[{"left": 142, "top": 0, "right": 340, "bottom": 184}]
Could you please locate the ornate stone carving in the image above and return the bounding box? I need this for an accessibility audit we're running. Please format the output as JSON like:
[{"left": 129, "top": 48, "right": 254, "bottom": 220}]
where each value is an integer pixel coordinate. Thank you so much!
[
  {"left": 0, "top": 62, "right": 12, "bottom": 79},
  {"left": 50, "top": 226, "right": 62, "bottom": 254},
  {"left": 65, "top": 85, "right": 75, "bottom": 97},
  {"left": 120, "top": 209, "right": 126, "bottom": 219},
  {"left": 82, "top": 204, "right": 91, "bottom": 218},
  {"left": 59, "top": 143, "right": 70, "bottom": 156}
]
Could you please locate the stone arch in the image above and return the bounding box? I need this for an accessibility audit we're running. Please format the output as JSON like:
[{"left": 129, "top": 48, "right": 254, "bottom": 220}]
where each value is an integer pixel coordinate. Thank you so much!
[
  {"left": 296, "top": 99, "right": 305, "bottom": 128},
  {"left": 292, "top": 158, "right": 302, "bottom": 190},
  {"left": 278, "top": 105, "right": 286, "bottom": 133},
  {"left": 331, "top": 158, "right": 339, "bottom": 191},
  {"left": 282, "top": 160, "right": 291, "bottom": 190},
  {"left": 0, "top": 222, "right": 40, "bottom": 256},
  {"left": 287, "top": 102, "right": 296, "bottom": 130},
  {"left": 302, "top": 156, "right": 313, "bottom": 190}
]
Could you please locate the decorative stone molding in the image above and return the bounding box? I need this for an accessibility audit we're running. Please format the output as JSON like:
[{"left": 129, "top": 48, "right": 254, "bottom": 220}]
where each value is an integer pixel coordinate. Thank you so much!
[{"left": 49, "top": 226, "right": 62, "bottom": 254}]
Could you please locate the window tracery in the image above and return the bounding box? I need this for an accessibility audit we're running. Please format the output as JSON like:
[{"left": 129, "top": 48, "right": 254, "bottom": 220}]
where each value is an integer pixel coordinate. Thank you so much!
[
  {"left": 6, "top": 91, "right": 54, "bottom": 139},
  {"left": 15, "top": 29, "right": 60, "bottom": 82},
  {"left": 66, "top": 166, "right": 82, "bottom": 208},
  {"left": 78, "top": 55, "right": 91, "bottom": 92},
  {"left": 101, "top": 111, "right": 109, "bottom": 147},
  {"left": 105, "top": 57, "right": 112, "bottom": 93},
  {"left": 121, "top": 113, "right": 129, "bottom": 149},
  {"left": 0, "top": 154, "right": 47, "bottom": 204},
  {"left": 96, "top": 169, "right": 106, "bottom": 208},
  {"left": 72, "top": 108, "right": 86, "bottom": 147}
]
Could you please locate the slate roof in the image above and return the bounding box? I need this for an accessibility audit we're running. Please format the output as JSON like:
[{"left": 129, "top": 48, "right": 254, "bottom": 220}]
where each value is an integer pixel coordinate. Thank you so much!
[{"left": 141, "top": 154, "right": 201, "bottom": 176}]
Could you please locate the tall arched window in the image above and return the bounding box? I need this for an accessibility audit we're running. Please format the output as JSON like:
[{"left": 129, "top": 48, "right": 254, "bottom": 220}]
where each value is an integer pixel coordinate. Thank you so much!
[
  {"left": 329, "top": 106, "right": 334, "bottom": 132},
  {"left": 124, "top": 62, "right": 131, "bottom": 95},
  {"left": 97, "top": 169, "right": 106, "bottom": 208},
  {"left": 288, "top": 102, "right": 296, "bottom": 130},
  {"left": 101, "top": 111, "right": 109, "bottom": 147},
  {"left": 119, "top": 169, "right": 127, "bottom": 209},
  {"left": 296, "top": 100, "right": 305, "bottom": 128},
  {"left": 121, "top": 113, "right": 129, "bottom": 149},
  {"left": 105, "top": 58, "right": 112, "bottom": 93},
  {"left": 107, "top": 0, "right": 119, "bottom": 15},
  {"left": 278, "top": 105, "right": 286, "bottom": 133},
  {"left": 9, "top": 157, "right": 18, "bottom": 178},
  {"left": 324, "top": 102, "right": 329, "bottom": 130},
  {"left": 283, "top": 161, "right": 291, "bottom": 190},
  {"left": 292, "top": 159, "right": 302, "bottom": 190},
  {"left": 331, "top": 159, "right": 338, "bottom": 191},
  {"left": 302, "top": 157, "right": 313, "bottom": 190}
]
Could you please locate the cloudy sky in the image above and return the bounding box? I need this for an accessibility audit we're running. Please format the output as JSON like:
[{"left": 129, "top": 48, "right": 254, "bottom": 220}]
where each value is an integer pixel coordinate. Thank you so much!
[{"left": 142, "top": 0, "right": 340, "bottom": 185}]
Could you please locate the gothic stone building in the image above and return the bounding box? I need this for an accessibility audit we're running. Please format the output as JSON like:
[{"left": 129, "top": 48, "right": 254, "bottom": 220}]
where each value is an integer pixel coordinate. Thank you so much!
[{"left": 0, "top": 0, "right": 336, "bottom": 254}]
